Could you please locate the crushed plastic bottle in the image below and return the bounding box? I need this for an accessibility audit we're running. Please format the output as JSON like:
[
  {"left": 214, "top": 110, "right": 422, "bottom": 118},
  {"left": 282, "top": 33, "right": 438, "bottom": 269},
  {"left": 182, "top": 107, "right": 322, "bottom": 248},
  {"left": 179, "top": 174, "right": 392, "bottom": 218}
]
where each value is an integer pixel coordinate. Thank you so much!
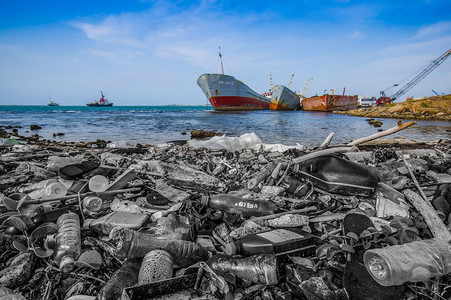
[
  {"left": 201, "top": 194, "right": 277, "bottom": 217},
  {"left": 207, "top": 254, "right": 279, "bottom": 285},
  {"left": 110, "top": 227, "right": 208, "bottom": 267},
  {"left": 83, "top": 211, "right": 149, "bottom": 235},
  {"left": 55, "top": 212, "right": 81, "bottom": 272},
  {"left": 28, "top": 181, "right": 67, "bottom": 200},
  {"left": 225, "top": 228, "right": 315, "bottom": 256},
  {"left": 47, "top": 156, "right": 83, "bottom": 172},
  {"left": 364, "top": 238, "right": 451, "bottom": 286},
  {"left": 82, "top": 195, "right": 103, "bottom": 214}
]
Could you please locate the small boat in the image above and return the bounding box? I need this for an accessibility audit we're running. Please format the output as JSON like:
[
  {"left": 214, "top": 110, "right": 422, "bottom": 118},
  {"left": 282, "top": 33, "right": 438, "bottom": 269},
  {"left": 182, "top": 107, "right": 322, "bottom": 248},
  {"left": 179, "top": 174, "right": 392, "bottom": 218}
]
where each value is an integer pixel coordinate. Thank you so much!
[
  {"left": 301, "top": 94, "right": 358, "bottom": 111},
  {"left": 269, "top": 85, "right": 300, "bottom": 110},
  {"left": 197, "top": 49, "right": 270, "bottom": 111},
  {"left": 47, "top": 99, "right": 60, "bottom": 106},
  {"left": 86, "top": 91, "right": 113, "bottom": 107}
]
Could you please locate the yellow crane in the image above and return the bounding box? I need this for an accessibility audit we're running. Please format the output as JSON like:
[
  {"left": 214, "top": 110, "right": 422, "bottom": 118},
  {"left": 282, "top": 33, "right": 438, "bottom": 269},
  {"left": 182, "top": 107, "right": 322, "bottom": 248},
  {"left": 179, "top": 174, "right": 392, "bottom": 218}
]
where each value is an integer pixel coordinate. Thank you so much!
[
  {"left": 298, "top": 78, "right": 313, "bottom": 99},
  {"left": 288, "top": 73, "right": 295, "bottom": 89}
]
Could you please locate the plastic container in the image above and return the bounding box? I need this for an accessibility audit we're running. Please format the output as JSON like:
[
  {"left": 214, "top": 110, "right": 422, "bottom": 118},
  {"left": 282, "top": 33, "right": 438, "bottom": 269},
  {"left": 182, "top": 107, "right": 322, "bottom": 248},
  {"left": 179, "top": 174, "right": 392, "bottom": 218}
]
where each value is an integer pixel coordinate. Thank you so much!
[
  {"left": 224, "top": 228, "right": 315, "bottom": 256},
  {"left": 201, "top": 194, "right": 277, "bottom": 217},
  {"left": 427, "top": 170, "right": 451, "bottom": 183},
  {"left": 32, "top": 206, "right": 73, "bottom": 225},
  {"left": 375, "top": 182, "right": 409, "bottom": 218},
  {"left": 98, "top": 259, "right": 140, "bottom": 300},
  {"left": 207, "top": 254, "right": 278, "bottom": 285},
  {"left": 84, "top": 211, "right": 149, "bottom": 235},
  {"left": 28, "top": 182, "right": 67, "bottom": 200},
  {"left": 363, "top": 239, "right": 451, "bottom": 286},
  {"left": 55, "top": 212, "right": 81, "bottom": 272},
  {"left": 88, "top": 175, "right": 109, "bottom": 192},
  {"left": 82, "top": 196, "right": 103, "bottom": 213},
  {"left": 138, "top": 250, "right": 174, "bottom": 285},
  {"left": 47, "top": 156, "right": 83, "bottom": 172},
  {"left": 20, "top": 203, "right": 53, "bottom": 218},
  {"left": 111, "top": 227, "right": 208, "bottom": 268}
]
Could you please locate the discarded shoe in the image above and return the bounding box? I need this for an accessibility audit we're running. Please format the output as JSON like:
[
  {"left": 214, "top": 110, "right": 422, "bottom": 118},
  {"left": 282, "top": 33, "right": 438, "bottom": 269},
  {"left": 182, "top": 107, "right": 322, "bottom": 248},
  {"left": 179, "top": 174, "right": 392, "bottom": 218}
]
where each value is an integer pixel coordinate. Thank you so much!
[{"left": 58, "top": 161, "right": 100, "bottom": 180}]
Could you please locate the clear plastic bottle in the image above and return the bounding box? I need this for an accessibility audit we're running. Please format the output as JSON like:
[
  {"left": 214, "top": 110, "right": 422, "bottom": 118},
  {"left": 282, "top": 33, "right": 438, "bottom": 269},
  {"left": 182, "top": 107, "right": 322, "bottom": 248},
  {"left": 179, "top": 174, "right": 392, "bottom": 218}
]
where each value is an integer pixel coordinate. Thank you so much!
[
  {"left": 207, "top": 254, "right": 278, "bottom": 285},
  {"left": 98, "top": 259, "right": 140, "bottom": 300},
  {"left": 282, "top": 176, "right": 310, "bottom": 198},
  {"left": 28, "top": 182, "right": 67, "bottom": 199},
  {"left": 201, "top": 194, "right": 277, "bottom": 217},
  {"left": 47, "top": 155, "right": 83, "bottom": 172},
  {"left": 88, "top": 175, "right": 109, "bottom": 192},
  {"left": 55, "top": 212, "right": 81, "bottom": 272},
  {"left": 363, "top": 239, "right": 451, "bottom": 286},
  {"left": 16, "top": 179, "right": 58, "bottom": 193},
  {"left": 224, "top": 228, "right": 315, "bottom": 256},
  {"left": 427, "top": 170, "right": 451, "bottom": 183},
  {"left": 83, "top": 211, "right": 149, "bottom": 235},
  {"left": 110, "top": 227, "right": 208, "bottom": 268}
]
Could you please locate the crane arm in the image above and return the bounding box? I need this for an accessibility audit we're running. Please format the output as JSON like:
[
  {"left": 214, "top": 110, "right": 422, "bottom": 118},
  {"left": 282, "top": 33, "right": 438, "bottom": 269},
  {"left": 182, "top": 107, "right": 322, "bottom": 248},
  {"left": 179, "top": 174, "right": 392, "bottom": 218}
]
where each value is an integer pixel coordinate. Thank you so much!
[{"left": 389, "top": 48, "right": 451, "bottom": 101}]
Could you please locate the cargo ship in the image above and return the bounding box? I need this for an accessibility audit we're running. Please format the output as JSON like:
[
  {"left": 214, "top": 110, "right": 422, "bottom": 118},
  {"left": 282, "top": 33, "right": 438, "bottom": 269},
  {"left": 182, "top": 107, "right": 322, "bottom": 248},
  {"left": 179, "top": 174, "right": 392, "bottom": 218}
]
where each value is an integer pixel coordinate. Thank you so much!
[
  {"left": 269, "top": 85, "right": 301, "bottom": 110},
  {"left": 301, "top": 94, "right": 358, "bottom": 112},
  {"left": 86, "top": 91, "right": 113, "bottom": 107},
  {"left": 197, "top": 49, "right": 270, "bottom": 111}
]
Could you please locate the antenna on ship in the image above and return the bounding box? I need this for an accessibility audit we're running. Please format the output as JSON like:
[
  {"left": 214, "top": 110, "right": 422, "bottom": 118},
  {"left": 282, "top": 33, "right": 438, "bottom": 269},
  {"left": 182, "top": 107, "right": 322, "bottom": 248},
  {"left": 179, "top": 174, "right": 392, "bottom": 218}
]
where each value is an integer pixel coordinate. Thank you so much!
[
  {"left": 219, "top": 47, "right": 224, "bottom": 75},
  {"left": 270, "top": 74, "right": 273, "bottom": 90}
]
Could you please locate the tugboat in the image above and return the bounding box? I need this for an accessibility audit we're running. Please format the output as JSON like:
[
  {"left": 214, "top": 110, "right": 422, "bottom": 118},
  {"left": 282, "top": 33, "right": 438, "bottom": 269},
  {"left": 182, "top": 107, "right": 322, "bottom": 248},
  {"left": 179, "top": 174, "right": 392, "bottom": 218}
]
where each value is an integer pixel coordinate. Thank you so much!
[
  {"left": 86, "top": 91, "right": 113, "bottom": 107},
  {"left": 47, "top": 98, "right": 60, "bottom": 106}
]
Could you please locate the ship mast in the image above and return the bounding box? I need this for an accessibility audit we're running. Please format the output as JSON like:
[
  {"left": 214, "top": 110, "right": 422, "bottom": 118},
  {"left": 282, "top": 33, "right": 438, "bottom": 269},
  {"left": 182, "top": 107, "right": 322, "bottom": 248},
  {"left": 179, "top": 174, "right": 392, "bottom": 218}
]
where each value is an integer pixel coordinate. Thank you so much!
[{"left": 219, "top": 47, "right": 224, "bottom": 75}]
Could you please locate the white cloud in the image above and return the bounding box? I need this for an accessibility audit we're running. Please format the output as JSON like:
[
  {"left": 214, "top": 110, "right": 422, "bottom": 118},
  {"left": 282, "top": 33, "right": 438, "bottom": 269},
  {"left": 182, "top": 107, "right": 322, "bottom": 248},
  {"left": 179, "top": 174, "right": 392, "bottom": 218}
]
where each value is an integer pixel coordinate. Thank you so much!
[{"left": 351, "top": 30, "right": 364, "bottom": 40}]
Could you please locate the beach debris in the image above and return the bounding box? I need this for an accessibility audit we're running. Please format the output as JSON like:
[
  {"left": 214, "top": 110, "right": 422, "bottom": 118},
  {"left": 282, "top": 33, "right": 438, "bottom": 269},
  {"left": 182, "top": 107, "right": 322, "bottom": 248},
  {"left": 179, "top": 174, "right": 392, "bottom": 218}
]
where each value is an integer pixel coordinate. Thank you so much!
[{"left": 0, "top": 131, "right": 450, "bottom": 299}]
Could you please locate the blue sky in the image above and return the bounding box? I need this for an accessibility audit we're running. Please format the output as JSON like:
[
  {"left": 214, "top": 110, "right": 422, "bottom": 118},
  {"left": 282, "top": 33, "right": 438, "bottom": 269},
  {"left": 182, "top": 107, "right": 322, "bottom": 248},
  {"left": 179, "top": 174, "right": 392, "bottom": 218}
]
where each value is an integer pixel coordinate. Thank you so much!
[{"left": 1, "top": 0, "right": 450, "bottom": 106}]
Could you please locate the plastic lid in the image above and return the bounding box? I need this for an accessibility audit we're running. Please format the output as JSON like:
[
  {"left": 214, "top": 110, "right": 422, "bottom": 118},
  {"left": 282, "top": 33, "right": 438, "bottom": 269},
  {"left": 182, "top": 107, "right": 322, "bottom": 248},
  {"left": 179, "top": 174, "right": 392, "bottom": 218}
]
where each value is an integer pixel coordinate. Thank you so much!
[
  {"left": 200, "top": 196, "right": 210, "bottom": 206},
  {"left": 83, "top": 219, "right": 94, "bottom": 229},
  {"left": 60, "top": 256, "right": 75, "bottom": 273},
  {"left": 224, "top": 242, "right": 237, "bottom": 255}
]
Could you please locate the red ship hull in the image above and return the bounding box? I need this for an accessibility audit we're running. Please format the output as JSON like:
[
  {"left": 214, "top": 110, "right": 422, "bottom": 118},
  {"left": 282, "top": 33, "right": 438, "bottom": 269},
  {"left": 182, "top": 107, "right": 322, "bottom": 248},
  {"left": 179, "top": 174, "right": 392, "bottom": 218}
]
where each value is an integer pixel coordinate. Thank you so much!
[{"left": 209, "top": 96, "right": 270, "bottom": 111}]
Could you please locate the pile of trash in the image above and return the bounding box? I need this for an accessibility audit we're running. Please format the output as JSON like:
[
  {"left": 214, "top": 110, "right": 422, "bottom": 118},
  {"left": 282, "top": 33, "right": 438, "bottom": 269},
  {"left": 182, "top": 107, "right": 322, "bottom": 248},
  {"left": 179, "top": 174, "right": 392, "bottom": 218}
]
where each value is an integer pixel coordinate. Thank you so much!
[{"left": 0, "top": 134, "right": 451, "bottom": 300}]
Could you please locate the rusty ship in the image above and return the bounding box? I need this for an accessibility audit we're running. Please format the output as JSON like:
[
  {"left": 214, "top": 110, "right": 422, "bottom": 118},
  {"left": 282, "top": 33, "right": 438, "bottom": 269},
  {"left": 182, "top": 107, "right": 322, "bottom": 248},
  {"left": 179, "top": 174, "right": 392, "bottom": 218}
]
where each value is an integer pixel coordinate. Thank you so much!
[
  {"left": 301, "top": 94, "right": 358, "bottom": 112},
  {"left": 269, "top": 85, "right": 301, "bottom": 110},
  {"left": 197, "top": 49, "right": 270, "bottom": 111}
]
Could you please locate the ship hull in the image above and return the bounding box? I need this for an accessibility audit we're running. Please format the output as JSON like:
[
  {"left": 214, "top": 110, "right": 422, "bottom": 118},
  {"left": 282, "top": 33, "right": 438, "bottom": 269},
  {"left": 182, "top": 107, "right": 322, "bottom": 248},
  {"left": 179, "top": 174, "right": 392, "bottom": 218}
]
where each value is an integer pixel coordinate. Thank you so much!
[
  {"left": 197, "top": 74, "right": 270, "bottom": 111},
  {"left": 302, "top": 95, "right": 358, "bottom": 112},
  {"left": 269, "top": 85, "right": 301, "bottom": 110},
  {"left": 86, "top": 103, "right": 113, "bottom": 107}
]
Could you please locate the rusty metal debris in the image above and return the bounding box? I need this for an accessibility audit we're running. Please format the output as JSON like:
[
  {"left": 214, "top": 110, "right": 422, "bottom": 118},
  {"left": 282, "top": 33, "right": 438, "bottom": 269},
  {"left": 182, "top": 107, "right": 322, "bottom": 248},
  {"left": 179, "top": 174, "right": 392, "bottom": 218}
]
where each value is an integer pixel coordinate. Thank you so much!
[{"left": 0, "top": 135, "right": 450, "bottom": 299}]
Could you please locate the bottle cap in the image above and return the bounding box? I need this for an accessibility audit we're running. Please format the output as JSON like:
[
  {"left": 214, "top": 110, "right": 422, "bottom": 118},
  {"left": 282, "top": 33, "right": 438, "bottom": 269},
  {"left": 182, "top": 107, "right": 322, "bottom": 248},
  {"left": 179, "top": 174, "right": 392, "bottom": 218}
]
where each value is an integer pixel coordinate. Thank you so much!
[
  {"left": 83, "top": 218, "right": 94, "bottom": 229},
  {"left": 224, "top": 242, "right": 237, "bottom": 255},
  {"left": 200, "top": 196, "right": 210, "bottom": 206},
  {"left": 60, "top": 256, "right": 75, "bottom": 273}
]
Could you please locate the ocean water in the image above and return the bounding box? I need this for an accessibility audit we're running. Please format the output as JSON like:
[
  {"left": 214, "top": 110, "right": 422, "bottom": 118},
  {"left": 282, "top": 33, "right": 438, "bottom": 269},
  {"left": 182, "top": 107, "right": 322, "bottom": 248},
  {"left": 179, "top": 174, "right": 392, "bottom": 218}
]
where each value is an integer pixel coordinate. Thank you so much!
[{"left": 0, "top": 105, "right": 449, "bottom": 148}]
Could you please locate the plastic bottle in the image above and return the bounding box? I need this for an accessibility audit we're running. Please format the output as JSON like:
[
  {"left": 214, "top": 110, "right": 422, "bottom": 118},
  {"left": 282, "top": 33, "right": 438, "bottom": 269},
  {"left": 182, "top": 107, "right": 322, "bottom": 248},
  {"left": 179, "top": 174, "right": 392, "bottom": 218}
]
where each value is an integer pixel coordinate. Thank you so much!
[
  {"left": 47, "top": 156, "right": 83, "bottom": 172},
  {"left": 82, "top": 195, "right": 103, "bottom": 213},
  {"left": 281, "top": 176, "right": 311, "bottom": 198},
  {"left": 201, "top": 194, "right": 277, "bottom": 217},
  {"left": 83, "top": 211, "right": 149, "bottom": 235},
  {"left": 16, "top": 179, "right": 58, "bottom": 193},
  {"left": 207, "top": 254, "right": 278, "bottom": 285},
  {"left": 363, "top": 239, "right": 451, "bottom": 286},
  {"left": 32, "top": 206, "right": 73, "bottom": 225},
  {"left": 28, "top": 182, "right": 67, "bottom": 200},
  {"left": 110, "top": 227, "right": 208, "bottom": 268},
  {"left": 98, "top": 259, "right": 140, "bottom": 300},
  {"left": 375, "top": 182, "right": 409, "bottom": 218},
  {"left": 55, "top": 212, "right": 81, "bottom": 272},
  {"left": 224, "top": 228, "right": 315, "bottom": 256},
  {"left": 138, "top": 250, "right": 174, "bottom": 285},
  {"left": 20, "top": 203, "right": 53, "bottom": 218},
  {"left": 88, "top": 175, "right": 109, "bottom": 192},
  {"left": 427, "top": 170, "right": 451, "bottom": 183}
]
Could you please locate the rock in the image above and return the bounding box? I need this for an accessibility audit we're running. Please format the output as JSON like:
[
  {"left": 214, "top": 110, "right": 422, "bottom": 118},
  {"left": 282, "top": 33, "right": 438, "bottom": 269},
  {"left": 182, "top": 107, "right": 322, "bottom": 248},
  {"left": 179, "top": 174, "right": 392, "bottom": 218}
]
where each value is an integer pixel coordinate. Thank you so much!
[
  {"left": 190, "top": 129, "right": 222, "bottom": 139},
  {"left": 30, "top": 125, "right": 41, "bottom": 130},
  {"left": 0, "top": 253, "right": 35, "bottom": 288}
]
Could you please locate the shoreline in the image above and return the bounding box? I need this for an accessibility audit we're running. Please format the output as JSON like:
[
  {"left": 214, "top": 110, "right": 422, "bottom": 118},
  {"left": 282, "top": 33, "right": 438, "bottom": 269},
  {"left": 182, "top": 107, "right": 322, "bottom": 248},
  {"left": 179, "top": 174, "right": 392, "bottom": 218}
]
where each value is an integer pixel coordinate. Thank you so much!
[{"left": 333, "top": 96, "right": 451, "bottom": 121}]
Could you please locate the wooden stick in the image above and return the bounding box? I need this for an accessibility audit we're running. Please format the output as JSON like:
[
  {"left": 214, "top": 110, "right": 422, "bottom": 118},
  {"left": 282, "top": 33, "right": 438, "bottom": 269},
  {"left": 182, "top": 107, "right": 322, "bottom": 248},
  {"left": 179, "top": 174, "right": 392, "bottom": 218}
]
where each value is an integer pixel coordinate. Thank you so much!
[
  {"left": 317, "top": 132, "right": 334, "bottom": 151},
  {"left": 399, "top": 153, "right": 428, "bottom": 201},
  {"left": 347, "top": 120, "right": 416, "bottom": 146},
  {"left": 250, "top": 206, "right": 317, "bottom": 222},
  {"left": 309, "top": 213, "right": 346, "bottom": 223},
  {"left": 403, "top": 189, "right": 451, "bottom": 241},
  {"left": 292, "top": 147, "right": 354, "bottom": 164}
]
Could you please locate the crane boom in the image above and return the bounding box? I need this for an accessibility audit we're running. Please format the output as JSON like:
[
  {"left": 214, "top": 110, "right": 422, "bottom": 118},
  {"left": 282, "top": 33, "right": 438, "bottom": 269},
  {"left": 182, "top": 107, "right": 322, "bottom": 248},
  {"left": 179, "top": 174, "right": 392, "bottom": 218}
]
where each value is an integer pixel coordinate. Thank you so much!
[{"left": 388, "top": 48, "right": 451, "bottom": 101}]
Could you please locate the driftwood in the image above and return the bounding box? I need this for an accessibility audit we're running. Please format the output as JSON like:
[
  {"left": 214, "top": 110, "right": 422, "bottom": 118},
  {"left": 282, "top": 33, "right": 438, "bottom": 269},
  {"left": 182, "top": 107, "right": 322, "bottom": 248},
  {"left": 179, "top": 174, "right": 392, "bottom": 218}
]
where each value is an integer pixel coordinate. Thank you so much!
[
  {"left": 248, "top": 162, "right": 276, "bottom": 190},
  {"left": 403, "top": 189, "right": 451, "bottom": 241},
  {"left": 250, "top": 206, "right": 316, "bottom": 222},
  {"left": 292, "top": 147, "right": 354, "bottom": 164},
  {"left": 399, "top": 153, "right": 428, "bottom": 201},
  {"left": 317, "top": 132, "right": 334, "bottom": 151},
  {"left": 347, "top": 121, "right": 416, "bottom": 146}
]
